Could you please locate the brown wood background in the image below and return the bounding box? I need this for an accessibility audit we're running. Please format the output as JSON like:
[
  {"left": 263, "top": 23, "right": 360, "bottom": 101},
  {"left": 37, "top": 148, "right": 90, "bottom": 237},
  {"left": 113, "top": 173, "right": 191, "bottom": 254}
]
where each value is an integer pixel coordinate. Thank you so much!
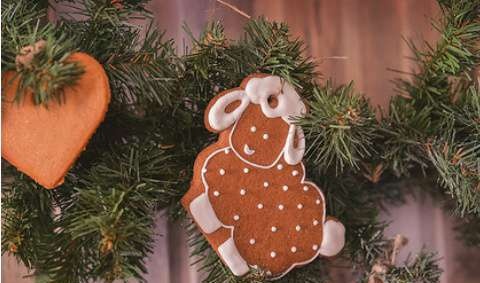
[
  {"left": 3, "top": 1, "right": 480, "bottom": 283},
  {"left": 150, "top": 0, "right": 439, "bottom": 109}
]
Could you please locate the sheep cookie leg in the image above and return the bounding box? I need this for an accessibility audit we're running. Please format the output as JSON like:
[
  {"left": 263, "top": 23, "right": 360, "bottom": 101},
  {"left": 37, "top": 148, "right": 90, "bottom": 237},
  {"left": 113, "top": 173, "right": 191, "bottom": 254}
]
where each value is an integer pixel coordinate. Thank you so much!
[
  {"left": 189, "top": 193, "right": 222, "bottom": 234},
  {"left": 217, "top": 237, "right": 249, "bottom": 276},
  {"left": 319, "top": 218, "right": 346, "bottom": 257}
]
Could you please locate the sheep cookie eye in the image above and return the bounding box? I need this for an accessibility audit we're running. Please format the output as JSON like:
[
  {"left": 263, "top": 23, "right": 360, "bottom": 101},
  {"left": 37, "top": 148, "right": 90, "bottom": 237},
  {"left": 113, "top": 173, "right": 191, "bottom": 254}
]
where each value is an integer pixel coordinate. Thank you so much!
[{"left": 267, "top": 94, "right": 279, "bottom": 108}]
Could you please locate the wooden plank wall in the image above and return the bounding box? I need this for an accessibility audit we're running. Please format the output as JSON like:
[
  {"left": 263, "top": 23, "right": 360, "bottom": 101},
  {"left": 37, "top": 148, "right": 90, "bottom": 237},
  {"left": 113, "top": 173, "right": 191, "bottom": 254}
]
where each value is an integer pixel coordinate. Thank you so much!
[{"left": 150, "top": 0, "right": 439, "bottom": 109}]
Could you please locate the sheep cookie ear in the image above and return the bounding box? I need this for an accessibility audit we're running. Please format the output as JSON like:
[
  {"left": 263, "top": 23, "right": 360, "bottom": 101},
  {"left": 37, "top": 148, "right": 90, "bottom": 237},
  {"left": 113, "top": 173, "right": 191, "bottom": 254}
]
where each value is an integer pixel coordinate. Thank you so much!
[
  {"left": 205, "top": 89, "right": 250, "bottom": 133},
  {"left": 283, "top": 125, "right": 305, "bottom": 165}
]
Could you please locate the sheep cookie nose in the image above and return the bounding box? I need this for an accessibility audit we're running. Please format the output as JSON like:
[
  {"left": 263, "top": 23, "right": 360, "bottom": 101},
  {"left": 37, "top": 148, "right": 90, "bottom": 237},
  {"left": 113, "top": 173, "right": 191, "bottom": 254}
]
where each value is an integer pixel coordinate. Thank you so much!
[{"left": 243, "top": 144, "right": 255, "bottom": 155}]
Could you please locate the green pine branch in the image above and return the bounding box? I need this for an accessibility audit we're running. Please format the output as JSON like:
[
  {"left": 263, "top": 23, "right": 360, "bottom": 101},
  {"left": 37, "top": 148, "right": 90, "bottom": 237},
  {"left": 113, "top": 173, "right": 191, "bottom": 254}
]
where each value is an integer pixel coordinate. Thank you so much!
[
  {"left": 427, "top": 139, "right": 480, "bottom": 216},
  {"left": 1, "top": 0, "right": 478, "bottom": 282},
  {"left": 35, "top": 140, "right": 183, "bottom": 283},
  {"left": 454, "top": 215, "right": 480, "bottom": 247},
  {"left": 2, "top": 0, "right": 84, "bottom": 105},
  {"left": 300, "top": 82, "right": 379, "bottom": 174},
  {"left": 384, "top": 251, "right": 442, "bottom": 283},
  {"left": 382, "top": 0, "right": 480, "bottom": 218},
  {"left": 242, "top": 18, "right": 318, "bottom": 93},
  {"left": 1, "top": 164, "right": 57, "bottom": 270},
  {"left": 394, "top": 0, "right": 479, "bottom": 107}
]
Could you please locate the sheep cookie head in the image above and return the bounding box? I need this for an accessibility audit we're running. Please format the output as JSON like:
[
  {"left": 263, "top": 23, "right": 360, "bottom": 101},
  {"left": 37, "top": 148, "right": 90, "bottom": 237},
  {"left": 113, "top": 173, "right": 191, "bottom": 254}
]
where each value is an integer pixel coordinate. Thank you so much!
[{"left": 205, "top": 74, "right": 307, "bottom": 167}]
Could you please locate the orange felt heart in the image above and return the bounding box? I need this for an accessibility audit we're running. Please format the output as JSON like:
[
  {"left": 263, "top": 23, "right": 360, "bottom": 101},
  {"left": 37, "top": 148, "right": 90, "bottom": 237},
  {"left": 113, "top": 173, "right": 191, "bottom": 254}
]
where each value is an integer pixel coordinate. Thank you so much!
[{"left": 2, "top": 52, "right": 111, "bottom": 189}]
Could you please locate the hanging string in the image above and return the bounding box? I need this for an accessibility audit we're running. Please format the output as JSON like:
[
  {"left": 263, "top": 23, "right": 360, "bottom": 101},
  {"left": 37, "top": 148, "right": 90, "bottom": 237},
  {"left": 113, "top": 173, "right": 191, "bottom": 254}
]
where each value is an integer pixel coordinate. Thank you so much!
[{"left": 216, "top": 0, "right": 251, "bottom": 19}]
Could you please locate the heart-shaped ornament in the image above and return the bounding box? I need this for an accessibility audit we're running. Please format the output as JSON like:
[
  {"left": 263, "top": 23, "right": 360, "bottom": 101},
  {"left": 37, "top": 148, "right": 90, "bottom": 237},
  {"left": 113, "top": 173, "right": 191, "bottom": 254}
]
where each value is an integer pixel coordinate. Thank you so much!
[{"left": 2, "top": 52, "right": 111, "bottom": 189}]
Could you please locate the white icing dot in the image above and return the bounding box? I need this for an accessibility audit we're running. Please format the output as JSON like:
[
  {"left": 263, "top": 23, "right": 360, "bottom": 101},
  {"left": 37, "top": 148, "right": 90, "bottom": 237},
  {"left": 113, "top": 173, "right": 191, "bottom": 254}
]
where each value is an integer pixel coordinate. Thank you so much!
[
  {"left": 303, "top": 186, "right": 309, "bottom": 192},
  {"left": 257, "top": 203, "right": 264, "bottom": 209},
  {"left": 282, "top": 185, "right": 289, "bottom": 192},
  {"left": 271, "top": 226, "right": 277, "bottom": 232},
  {"left": 278, "top": 204, "right": 284, "bottom": 210},
  {"left": 219, "top": 169, "right": 225, "bottom": 175},
  {"left": 252, "top": 265, "right": 258, "bottom": 269},
  {"left": 233, "top": 215, "right": 240, "bottom": 221},
  {"left": 276, "top": 164, "right": 283, "bottom": 170},
  {"left": 250, "top": 126, "right": 257, "bottom": 133},
  {"left": 312, "top": 244, "right": 319, "bottom": 251},
  {"left": 266, "top": 271, "right": 272, "bottom": 276},
  {"left": 224, "top": 148, "right": 230, "bottom": 154},
  {"left": 291, "top": 246, "right": 297, "bottom": 253},
  {"left": 295, "top": 225, "right": 301, "bottom": 232},
  {"left": 263, "top": 182, "right": 269, "bottom": 188},
  {"left": 292, "top": 170, "right": 299, "bottom": 176},
  {"left": 213, "top": 191, "right": 220, "bottom": 197},
  {"left": 249, "top": 239, "right": 256, "bottom": 245},
  {"left": 270, "top": 251, "right": 276, "bottom": 258},
  {"left": 240, "top": 189, "right": 246, "bottom": 195},
  {"left": 313, "top": 219, "right": 319, "bottom": 226},
  {"left": 262, "top": 133, "right": 269, "bottom": 140},
  {"left": 201, "top": 168, "right": 207, "bottom": 173},
  {"left": 297, "top": 203, "right": 303, "bottom": 210},
  {"left": 316, "top": 199, "right": 321, "bottom": 205},
  {"left": 243, "top": 168, "right": 250, "bottom": 173}
]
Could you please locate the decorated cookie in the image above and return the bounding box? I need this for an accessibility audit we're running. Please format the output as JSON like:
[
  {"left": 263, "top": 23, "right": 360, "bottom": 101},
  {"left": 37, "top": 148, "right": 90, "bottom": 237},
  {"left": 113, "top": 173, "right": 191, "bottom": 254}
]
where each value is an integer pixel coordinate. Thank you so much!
[
  {"left": 2, "top": 52, "right": 111, "bottom": 189},
  {"left": 182, "top": 74, "right": 345, "bottom": 278}
]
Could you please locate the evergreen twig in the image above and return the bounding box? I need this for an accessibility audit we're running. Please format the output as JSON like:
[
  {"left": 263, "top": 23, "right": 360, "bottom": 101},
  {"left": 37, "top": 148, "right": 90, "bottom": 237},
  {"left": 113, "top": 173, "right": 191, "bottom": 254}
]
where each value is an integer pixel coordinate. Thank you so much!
[{"left": 1, "top": 0, "right": 478, "bottom": 282}]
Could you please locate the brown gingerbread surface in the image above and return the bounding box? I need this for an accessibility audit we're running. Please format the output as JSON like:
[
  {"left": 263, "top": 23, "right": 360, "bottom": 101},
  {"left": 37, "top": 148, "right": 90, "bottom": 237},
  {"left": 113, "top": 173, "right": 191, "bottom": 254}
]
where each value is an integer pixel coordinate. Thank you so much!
[
  {"left": 2, "top": 52, "right": 111, "bottom": 189},
  {"left": 182, "top": 74, "right": 339, "bottom": 278}
]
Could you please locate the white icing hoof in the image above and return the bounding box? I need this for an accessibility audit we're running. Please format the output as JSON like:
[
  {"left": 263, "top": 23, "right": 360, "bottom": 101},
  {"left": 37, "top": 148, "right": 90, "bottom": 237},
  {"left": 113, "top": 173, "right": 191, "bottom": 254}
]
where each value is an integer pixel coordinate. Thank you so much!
[
  {"left": 189, "top": 193, "right": 222, "bottom": 234},
  {"left": 319, "top": 219, "right": 345, "bottom": 257},
  {"left": 218, "top": 238, "right": 249, "bottom": 276}
]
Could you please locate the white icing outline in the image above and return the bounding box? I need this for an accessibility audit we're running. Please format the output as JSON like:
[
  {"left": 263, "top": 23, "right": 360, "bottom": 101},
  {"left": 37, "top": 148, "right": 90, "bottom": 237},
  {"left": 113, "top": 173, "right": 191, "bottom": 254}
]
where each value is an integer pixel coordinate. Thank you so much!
[
  {"left": 228, "top": 113, "right": 307, "bottom": 169},
  {"left": 229, "top": 118, "right": 286, "bottom": 169},
  {"left": 229, "top": 121, "right": 306, "bottom": 168},
  {"left": 196, "top": 75, "right": 345, "bottom": 279},
  {"left": 206, "top": 75, "right": 307, "bottom": 168},
  {"left": 198, "top": 146, "right": 340, "bottom": 279},
  {"left": 208, "top": 90, "right": 250, "bottom": 131},
  {"left": 244, "top": 76, "right": 306, "bottom": 124}
]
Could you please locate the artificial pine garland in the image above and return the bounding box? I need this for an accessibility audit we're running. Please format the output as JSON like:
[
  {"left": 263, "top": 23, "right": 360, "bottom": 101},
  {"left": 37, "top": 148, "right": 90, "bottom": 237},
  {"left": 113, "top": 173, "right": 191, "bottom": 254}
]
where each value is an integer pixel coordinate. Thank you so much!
[{"left": 1, "top": 0, "right": 478, "bottom": 282}]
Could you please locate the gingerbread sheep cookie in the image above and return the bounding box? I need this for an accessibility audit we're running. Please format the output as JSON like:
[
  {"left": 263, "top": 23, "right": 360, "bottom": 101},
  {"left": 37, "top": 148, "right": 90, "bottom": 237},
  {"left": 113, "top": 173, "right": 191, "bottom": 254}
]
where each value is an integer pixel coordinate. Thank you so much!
[{"left": 182, "top": 74, "right": 345, "bottom": 279}]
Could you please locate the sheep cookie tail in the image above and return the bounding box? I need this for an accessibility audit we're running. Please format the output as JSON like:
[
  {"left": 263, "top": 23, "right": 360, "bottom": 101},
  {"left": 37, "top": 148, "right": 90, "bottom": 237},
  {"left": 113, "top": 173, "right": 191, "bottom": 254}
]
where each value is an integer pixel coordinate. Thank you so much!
[{"left": 319, "top": 217, "right": 345, "bottom": 257}]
